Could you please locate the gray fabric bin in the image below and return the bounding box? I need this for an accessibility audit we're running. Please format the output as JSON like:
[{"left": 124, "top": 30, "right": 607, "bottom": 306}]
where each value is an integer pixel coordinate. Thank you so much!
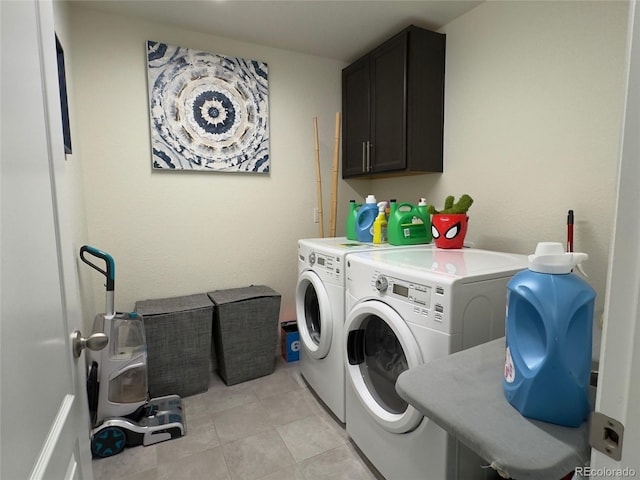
[
  {"left": 135, "top": 293, "right": 213, "bottom": 398},
  {"left": 207, "top": 285, "right": 281, "bottom": 386}
]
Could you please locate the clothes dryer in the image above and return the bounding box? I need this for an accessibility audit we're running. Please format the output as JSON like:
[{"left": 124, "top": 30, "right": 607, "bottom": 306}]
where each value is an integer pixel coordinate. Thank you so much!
[
  {"left": 344, "top": 247, "right": 528, "bottom": 479},
  {"left": 296, "top": 237, "right": 428, "bottom": 423}
]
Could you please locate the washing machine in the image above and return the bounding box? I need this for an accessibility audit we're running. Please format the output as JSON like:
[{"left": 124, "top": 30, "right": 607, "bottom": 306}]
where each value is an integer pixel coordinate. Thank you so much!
[
  {"left": 296, "top": 237, "right": 429, "bottom": 423},
  {"left": 343, "top": 247, "right": 528, "bottom": 480}
]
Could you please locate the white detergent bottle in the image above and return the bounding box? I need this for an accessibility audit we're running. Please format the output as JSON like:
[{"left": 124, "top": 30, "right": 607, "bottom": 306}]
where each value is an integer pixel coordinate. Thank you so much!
[{"left": 503, "top": 242, "right": 595, "bottom": 427}]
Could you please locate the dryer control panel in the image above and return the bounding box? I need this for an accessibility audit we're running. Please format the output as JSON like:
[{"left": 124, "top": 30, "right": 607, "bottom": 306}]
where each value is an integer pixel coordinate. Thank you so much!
[
  {"left": 375, "top": 274, "right": 431, "bottom": 304},
  {"left": 372, "top": 273, "right": 446, "bottom": 324}
]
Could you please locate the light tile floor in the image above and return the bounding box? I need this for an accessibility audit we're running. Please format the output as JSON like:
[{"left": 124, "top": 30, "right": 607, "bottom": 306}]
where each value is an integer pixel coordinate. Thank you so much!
[{"left": 92, "top": 357, "right": 382, "bottom": 480}]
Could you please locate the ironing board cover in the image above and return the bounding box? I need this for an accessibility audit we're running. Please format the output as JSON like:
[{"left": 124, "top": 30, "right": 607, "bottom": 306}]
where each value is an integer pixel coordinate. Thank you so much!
[{"left": 395, "top": 337, "right": 591, "bottom": 480}]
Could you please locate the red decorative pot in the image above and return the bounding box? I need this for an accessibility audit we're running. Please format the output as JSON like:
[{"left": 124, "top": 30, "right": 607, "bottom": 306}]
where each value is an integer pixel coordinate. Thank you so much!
[{"left": 431, "top": 214, "right": 469, "bottom": 249}]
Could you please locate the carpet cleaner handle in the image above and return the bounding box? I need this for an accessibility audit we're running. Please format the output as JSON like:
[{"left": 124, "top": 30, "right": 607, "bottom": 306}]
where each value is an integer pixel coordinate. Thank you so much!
[{"left": 80, "top": 245, "right": 115, "bottom": 317}]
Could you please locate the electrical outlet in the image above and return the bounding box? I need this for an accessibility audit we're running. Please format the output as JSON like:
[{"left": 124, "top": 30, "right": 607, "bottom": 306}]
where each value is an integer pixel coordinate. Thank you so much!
[{"left": 313, "top": 208, "right": 319, "bottom": 223}]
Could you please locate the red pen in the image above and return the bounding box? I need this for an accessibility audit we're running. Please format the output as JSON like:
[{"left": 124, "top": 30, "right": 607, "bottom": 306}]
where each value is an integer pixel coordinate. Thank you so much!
[{"left": 567, "top": 210, "right": 574, "bottom": 253}]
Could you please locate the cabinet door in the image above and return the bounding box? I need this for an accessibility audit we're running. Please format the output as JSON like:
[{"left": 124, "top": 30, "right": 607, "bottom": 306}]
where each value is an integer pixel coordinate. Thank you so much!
[
  {"left": 370, "top": 32, "right": 407, "bottom": 173},
  {"left": 342, "top": 56, "right": 370, "bottom": 177}
]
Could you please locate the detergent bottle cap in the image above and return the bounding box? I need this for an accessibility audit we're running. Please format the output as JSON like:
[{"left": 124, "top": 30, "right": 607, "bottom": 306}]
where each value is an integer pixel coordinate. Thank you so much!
[
  {"left": 365, "top": 194, "right": 377, "bottom": 204},
  {"left": 418, "top": 198, "right": 427, "bottom": 206},
  {"left": 528, "top": 242, "right": 588, "bottom": 275}
]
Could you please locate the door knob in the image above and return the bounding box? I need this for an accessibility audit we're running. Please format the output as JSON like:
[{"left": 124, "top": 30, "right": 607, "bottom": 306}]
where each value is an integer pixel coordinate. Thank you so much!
[{"left": 72, "top": 330, "right": 108, "bottom": 358}]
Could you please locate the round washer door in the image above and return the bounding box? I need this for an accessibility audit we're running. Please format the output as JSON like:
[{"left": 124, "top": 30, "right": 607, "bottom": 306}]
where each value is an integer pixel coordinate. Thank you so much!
[
  {"left": 344, "top": 300, "right": 423, "bottom": 433},
  {"left": 296, "top": 270, "right": 333, "bottom": 359}
]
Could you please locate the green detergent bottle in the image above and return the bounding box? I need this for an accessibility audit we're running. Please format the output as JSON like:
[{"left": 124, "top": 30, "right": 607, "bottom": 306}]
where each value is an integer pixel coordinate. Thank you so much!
[
  {"left": 345, "top": 200, "right": 362, "bottom": 241},
  {"left": 387, "top": 198, "right": 432, "bottom": 245}
]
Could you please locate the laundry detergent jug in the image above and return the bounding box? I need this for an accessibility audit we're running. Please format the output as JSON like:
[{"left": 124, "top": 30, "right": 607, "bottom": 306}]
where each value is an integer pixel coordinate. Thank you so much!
[
  {"left": 346, "top": 200, "right": 362, "bottom": 241},
  {"left": 372, "top": 202, "right": 388, "bottom": 244},
  {"left": 503, "top": 242, "right": 595, "bottom": 427},
  {"left": 355, "top": 195, "right": 378, "bottom": 243},
  {"left": 387, "top": 199, "right": 432, "bottom": 246}
]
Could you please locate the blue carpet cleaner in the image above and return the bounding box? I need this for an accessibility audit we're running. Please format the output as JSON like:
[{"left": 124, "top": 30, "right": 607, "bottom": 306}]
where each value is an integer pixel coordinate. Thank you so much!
[{"left": 80, "top": 246, "right": 186, "bottom": 458}]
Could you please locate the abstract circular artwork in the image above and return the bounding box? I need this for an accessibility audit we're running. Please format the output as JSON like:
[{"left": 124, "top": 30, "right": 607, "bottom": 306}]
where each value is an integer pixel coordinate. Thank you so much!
[{"left": 147, "top": 41, "right": 270, "bottom": 173}]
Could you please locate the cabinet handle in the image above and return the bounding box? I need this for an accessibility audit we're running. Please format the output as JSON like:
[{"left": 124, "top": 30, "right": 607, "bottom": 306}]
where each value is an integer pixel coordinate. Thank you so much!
[
  {"left": 366, "top": 141, "right": 372, "bottom": 172},
  {"left": 362, "top": 142, "right": 366, "bottom": 172}
]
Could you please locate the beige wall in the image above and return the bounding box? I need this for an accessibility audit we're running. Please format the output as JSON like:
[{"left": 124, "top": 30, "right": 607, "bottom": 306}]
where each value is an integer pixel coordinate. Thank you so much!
[
  {"left": 66, "top": 1, "right": 628, "bottom": 341},
  {"left": 67, "top": 5, "right": 356, "bottom": 318},
  {"left": 52, "top": 1, "right": 96, "bottom": 333},
  {"left": 365, "top": 0, "right": 628, "bottom": 336}
]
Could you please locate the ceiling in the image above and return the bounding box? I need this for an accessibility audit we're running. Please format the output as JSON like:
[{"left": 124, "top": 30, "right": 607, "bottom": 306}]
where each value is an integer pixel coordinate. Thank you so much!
[{"left": 72, "top": 0, "right": 483, "bottom": 62}]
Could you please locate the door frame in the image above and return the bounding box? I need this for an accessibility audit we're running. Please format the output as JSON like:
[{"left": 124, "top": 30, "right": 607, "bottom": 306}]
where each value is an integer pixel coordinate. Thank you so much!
[{"left": 592, "top": 0, "right": 640, "bottom": 471}]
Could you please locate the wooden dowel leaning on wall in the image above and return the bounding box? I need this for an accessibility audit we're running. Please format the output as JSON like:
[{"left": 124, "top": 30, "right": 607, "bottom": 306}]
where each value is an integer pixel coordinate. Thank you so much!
[
  {"left": 329, "top": 112, "right": 341, "bottom": 237},
  {"left": 313, "top": 116, "right": 324, "bottom": 237}
]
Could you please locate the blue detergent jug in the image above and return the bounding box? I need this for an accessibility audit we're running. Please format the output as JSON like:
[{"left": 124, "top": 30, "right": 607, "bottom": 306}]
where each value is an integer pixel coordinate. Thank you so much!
[
  {"left": 355, "top": 195, "right": 378, "bottom": 243},
  {"left": 503, "top": 242, "right": 595, "bottom": 427}
]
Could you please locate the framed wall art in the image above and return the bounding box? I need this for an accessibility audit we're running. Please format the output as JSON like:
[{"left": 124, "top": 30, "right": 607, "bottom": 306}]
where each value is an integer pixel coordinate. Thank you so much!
[
  {"left": 55, "top": 34, "right": 72, "bottom": 155},
  {"left": 147, "top": 41, "right": 270, "bottom": 173}
]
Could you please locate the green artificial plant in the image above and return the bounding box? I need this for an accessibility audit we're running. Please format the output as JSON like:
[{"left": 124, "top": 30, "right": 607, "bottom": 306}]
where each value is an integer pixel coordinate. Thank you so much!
[{"left": 427, "top": 194, "right": 474, "bottom": 215}]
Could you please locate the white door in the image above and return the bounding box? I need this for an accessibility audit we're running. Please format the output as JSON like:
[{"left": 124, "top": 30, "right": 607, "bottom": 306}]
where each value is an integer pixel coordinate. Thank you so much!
[
  {"left": 344, "top": 300, "right": 424, "bottom": 433},
  {"left": 296, "top": 270, "right": 333, "bottom": 358},
  {"left": 592, "top": 0, "right": 640, "bottom": 474},
  {"left": 1, "top": 1, "right": 94, "bottom": 479}
]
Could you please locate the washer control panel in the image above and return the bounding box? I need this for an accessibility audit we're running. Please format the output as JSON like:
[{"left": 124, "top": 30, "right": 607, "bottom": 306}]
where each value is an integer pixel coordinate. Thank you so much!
[{"left": 306, "top": 250, "right": 342, "bottom": 280}]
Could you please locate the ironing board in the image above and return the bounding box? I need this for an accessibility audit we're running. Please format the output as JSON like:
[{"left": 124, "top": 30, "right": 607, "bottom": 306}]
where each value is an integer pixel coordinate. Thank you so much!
[{"left": 395, "top": 337, "right": 591, "bottom": 480}]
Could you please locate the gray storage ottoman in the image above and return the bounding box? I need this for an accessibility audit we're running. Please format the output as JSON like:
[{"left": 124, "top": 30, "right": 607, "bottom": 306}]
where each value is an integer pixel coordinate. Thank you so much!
[
  {"left": 208, "top": 285, "right": 281, "bottom": 386},
  {"left": 135, "top": 293, "right": 213, "bottom": 398}
]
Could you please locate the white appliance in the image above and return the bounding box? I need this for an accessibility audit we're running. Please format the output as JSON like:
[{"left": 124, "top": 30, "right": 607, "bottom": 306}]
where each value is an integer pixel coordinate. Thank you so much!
[
  {"left": 344, "top": 247, "right": 528, "bottom": 480},
  {"left": 296, "top": 237, "right": 428, "bottom": 423}
]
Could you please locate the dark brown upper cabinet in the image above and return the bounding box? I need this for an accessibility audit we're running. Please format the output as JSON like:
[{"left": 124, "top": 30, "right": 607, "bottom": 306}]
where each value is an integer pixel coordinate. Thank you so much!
[{"left": 342, "top": 26, "right": 445, "bottom": 178}]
